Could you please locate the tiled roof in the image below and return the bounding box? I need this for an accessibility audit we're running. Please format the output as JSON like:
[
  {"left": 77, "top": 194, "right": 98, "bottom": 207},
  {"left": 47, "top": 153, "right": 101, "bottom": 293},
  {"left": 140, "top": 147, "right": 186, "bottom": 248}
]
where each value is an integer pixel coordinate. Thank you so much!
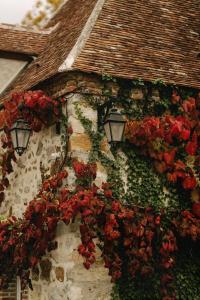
[
  {"left": 0, "top": 0, "right": 97, "bottom": 100},
  {"left": 0, "top": 24, "right": 50, "bottom": 56},
  {"left": 0, "top": 0, "right": 200, "bottom": 102},
  {"left": 74, "top": 0, "right": 200, "bottom": 89}
]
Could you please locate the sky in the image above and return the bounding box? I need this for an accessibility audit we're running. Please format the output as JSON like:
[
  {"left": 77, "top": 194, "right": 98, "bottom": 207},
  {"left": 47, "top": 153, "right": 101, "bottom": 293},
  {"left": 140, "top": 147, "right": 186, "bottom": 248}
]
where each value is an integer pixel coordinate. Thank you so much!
[{"left": 0, "top": 0, "right": 35, "bottom": 24}]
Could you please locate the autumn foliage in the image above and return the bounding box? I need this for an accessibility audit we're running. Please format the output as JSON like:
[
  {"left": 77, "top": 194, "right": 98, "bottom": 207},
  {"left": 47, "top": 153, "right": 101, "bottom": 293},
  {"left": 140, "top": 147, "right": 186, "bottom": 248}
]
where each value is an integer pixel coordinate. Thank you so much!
[
  {"left": 125, "top": 92, "right": 200, "bottom": 213},
  {"left": 0, "top": 91, "right": 60, "bottom": 205},
  {"left": 0, "top": 157, "right": 199, "bottom": 300},
  {"left": 0, "top": 90, "right": 199, "bottom": 300},
  {"left": 0, "top": 90, "right": 60, "bottom": 131}
]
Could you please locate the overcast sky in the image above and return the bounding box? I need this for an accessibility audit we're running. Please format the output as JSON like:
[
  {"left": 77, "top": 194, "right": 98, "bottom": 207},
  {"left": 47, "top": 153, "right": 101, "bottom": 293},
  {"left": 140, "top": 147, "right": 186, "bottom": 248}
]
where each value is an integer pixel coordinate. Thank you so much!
[{"left": 0, "top": 0, "right": 35, "bottom": 24}]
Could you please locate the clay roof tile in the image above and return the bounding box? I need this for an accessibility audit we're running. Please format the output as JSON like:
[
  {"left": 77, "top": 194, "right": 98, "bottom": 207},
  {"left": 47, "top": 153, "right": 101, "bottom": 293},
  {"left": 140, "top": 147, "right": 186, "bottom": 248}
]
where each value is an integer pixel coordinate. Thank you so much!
[
  {"left": 0, "top": 24, "right": 51, "bottom": 56},
  {"left": 0, "top": 0, "right": 199, "bottom": 102}
]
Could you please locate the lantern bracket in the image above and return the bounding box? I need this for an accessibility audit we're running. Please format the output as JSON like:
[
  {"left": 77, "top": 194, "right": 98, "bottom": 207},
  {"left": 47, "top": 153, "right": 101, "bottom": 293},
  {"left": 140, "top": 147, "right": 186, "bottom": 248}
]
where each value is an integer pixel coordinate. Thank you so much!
[{"left": 97, "top": 98, "right": 114, "bottom": 130}]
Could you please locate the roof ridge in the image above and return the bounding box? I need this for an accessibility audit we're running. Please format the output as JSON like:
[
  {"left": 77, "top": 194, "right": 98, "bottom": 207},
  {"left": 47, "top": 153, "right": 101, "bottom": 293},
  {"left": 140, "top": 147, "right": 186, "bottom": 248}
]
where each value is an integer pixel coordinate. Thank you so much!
[{"left": 58, "top": 0, "right": 106, "bottom": 71}]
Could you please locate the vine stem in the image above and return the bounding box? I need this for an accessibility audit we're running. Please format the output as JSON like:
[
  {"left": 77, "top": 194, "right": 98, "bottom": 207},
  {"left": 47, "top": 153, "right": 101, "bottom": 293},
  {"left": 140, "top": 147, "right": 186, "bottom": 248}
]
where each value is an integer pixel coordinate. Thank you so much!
[{"left": 58, "top": 116, "right": 69, "bottom": 172}]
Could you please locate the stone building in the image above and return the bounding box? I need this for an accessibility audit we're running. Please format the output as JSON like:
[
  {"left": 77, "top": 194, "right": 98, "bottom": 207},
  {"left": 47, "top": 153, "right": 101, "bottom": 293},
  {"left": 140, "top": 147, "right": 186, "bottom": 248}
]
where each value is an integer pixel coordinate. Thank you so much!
[{"left": 0, "top": 0, "right": 199, "bottom": 300}]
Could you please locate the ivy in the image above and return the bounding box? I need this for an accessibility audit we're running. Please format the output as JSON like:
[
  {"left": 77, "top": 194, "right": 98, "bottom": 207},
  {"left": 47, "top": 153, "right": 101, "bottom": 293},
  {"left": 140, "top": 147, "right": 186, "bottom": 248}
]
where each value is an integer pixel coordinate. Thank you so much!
[
  {"left": 74, "top": 83, "right": 200, "bottom": 300},
  {"left": 175, "top": 253, "right": 200, "bottom": 300},
  {"left": 102, "top": 73, "right": 117, "bottom": 83},
  {"left": 75, "top": 102, "right": 103, "bottom": 162},
  {"left": 74, "top": 102, "right": 120, "bottom": 182},
  {"left": 106, "top": 151, "right": 125, "bottom": 199},
  {"left": 0, "top": 84, "right": 199, "bottom": 300},
  {"left": 114, "top": 273, "right": 161, "bottom": 300},
  {"left": 122, "top": 145, "right": 181, "bottom": 212},
  {"left": 132, "top": 78, "right": 145, "bottom": 87},
  {"left": 151, "top": 78, "right": 166, "bottom": 88}
]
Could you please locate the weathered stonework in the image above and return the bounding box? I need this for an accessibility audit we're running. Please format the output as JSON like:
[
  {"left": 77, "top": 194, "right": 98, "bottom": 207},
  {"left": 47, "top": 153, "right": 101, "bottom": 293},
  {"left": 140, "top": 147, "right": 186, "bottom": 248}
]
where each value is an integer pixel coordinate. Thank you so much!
[
  {"left": 0, "top": 71, "right": 167, "bottom": 300},
  {"left": 69, "top": 133, "right": 92, "bottom": 153},
  {"left": 151, "top": 88, "right": 160, "bottom": 102},
  {"left": 129, "top": 88, "right": 144, "bottom": 101},
  {"left": 40, "top": 259, "right": 52, "bottom": 282},
  {"left": 1, "top": 126, "right": 61, "bottom": 218},
  {"left": 55, "top": 267, "right": 64, "bottom": 282},
  {"left": 1, "top": 72, "right": 161, "bottom": 300},
  {"left": 32, "top": 267, "right": 40, "bottom": 282},
  {"left": 0, "top": 88, "right": 112, "bottom": 300}
]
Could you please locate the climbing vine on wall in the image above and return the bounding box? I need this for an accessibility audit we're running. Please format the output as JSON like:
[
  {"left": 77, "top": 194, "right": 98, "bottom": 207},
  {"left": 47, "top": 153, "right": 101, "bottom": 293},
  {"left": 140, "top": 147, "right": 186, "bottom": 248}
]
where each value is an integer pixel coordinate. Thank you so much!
[
  {"left": 75, "top": 82, "right": 200, "bottom": 300},
  {"left": 0, "top": 90, "right": 62, "bottom": 204},
  {"left": 0, "top": 84, "right": 199, "bottom": 300},
  {"left": 125, "top": 93, "right": 199, "bottom": 206}
]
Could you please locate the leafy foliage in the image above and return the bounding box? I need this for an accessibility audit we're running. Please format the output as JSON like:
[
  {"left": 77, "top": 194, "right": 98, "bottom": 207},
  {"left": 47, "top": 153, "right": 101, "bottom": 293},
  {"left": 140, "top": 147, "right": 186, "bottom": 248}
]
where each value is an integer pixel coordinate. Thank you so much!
[
  {"left": 0, "top": 91, "right": 61, "bottom": 205},
  {"left": 0, "top": 170, "right": 67, "bottom": 289},
  {"left": 123, "top": 147, "right": 181, "bottom": 211},
  {"left": 22, "top": 0, "right": 64, "bottom": 28},
  {"left": 125, "top": 92, "right": 200, "bottom": 212},
  {"left": 75, "top": 84, "right": 200, "bottom": 300},
  {"left": 0, "top": 84, "right": 199, "bottom": 300}
]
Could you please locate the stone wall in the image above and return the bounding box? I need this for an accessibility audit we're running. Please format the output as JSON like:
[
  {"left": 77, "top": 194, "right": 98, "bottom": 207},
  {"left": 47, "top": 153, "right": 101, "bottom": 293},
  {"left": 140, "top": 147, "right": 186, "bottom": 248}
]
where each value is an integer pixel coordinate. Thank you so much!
[
  {"left": 0, "top": 72, "right": 156, "bottom": 299},
  {"left": 0, "top": 91, "right": 112, "bottom": 300},
  {"left": 27, "top": 94, "right": 112, "bottom": 300},
  {"left": 1, "top": 125, "right": 61, "bottom": 218}
]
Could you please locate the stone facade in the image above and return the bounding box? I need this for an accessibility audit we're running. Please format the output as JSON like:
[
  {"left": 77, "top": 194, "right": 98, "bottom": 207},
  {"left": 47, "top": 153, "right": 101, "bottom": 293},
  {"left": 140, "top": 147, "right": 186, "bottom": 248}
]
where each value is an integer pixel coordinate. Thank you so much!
[
  {"left": 0, "top": 71, "right": 154, "bottom": 299},
  {"left": 0, "top": 83, "right": 115, "bottom": 300}
]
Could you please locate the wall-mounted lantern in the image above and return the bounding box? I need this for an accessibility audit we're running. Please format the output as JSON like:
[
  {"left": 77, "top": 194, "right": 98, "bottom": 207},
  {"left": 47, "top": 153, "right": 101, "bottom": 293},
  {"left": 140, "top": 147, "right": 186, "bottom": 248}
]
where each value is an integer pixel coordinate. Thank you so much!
[
  {"left": 10, "top": 119, "right": 32, "bottom": 156},
  {"left": 103, "top": 109, "right": 126, "bottom": 143},
  {"left": 98, "top": 99, "right": 126, "bottom": 145}
]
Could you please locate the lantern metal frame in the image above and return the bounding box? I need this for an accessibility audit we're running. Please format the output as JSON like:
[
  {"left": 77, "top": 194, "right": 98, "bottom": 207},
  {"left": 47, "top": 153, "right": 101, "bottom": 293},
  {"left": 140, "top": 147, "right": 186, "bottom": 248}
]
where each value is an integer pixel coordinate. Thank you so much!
[
  {"left": 97, "top": 98, "right": 126, "bottom": 145},
  {"left": 10, "top": 118, "right": 32, "bottom": 156},
  {"left": 97, "top": 100, "right": 112, "bottom": 130}
]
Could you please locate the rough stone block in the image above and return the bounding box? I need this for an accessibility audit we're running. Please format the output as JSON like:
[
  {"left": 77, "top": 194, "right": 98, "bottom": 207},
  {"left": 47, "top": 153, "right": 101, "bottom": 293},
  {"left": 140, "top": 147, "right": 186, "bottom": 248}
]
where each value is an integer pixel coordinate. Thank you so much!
[
  {"left": 80, "top": 80, "right": 103, "bottom": 95},
  {"left": 67, "top": 265, "right": 110, "bottom": 282},
  {"left": 100, "top": 137, "right": 110, "bottom": 153},
  {"left": 32, "top": 266, "right": 40, "bottom": 281},
  {"left": 40, "top": 259, "right": 52, "bottom": 281},
  {"left": 104, "top": 81, "right": 119, "bottom": 97},
  {"left": 68, "top": 116, "right": 85, "bottom": 134},
  {"left": 95, "top": 162, "right": 107, "bottom": 186},
  {"left": 72, "top": 280, "right": 112, "bottom": 300},
  {"left": 29, "top": 284, "right": 42, "bottom": 299},
  {"left": 55, "top": 267, "right": 65, "bottom": 282},
  {"left": 48, "top": 284, "right": 73, "bottom": 300},
  {"left": 69, "top": 133, "right": 92, "bottom": 152},
  {"left": 129, "top": 88, "right": 144, "bottom": 100},
  {"left": 151, "top": 88, "right": 160, "bottom": 102}
]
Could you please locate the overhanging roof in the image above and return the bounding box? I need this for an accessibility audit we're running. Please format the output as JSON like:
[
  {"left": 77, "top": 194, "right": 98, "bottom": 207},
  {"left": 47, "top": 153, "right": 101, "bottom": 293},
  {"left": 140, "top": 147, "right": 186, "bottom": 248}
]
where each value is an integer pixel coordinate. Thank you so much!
[
  {"left": 0, "top": 0, "right": 199, "bottom": 102},
  {"left": 0, "top": 24, "right": 51, "bottom": 56}
]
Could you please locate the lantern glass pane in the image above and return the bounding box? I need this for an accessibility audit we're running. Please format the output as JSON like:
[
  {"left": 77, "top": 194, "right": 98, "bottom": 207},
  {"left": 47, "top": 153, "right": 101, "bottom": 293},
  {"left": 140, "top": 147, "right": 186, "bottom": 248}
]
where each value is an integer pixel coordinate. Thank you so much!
[
  {"left": 10, "top": 129, "right": 17, "bottom": 149},
  {"left": 104, "top": 121, "right": 112, "bottom": 143},
  {"left": 17, "top": 129, "right": 30, "bottom": 149},
  {"left": 110, "top": 121, "right": 125, "bottom": 142},
  {"left": 17, "top": 129, "right": 24, "bottom": 148},
  {"left": 103, "top": 110, "right": 126, "bottom": 143},
  {"left": 24, "top": 129, "right": 30, "bottom": 148}
]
